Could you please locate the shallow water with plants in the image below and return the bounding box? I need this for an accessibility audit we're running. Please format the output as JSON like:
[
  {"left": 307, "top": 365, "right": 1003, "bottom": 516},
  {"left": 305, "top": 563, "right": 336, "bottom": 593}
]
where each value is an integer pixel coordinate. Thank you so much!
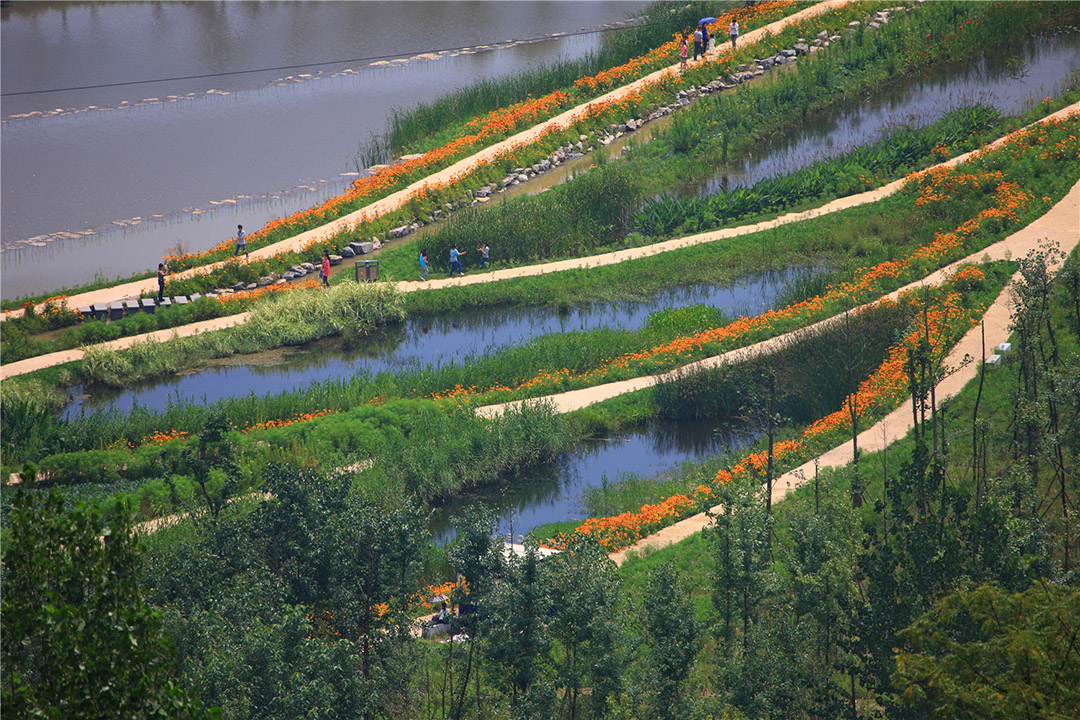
[
  {"left": 63, "top": 267, "right": 815, "bottom": 417},
  {"left": 430, "top": 417, "right": 752, "bottom": 543},
  {"left": 695, "top": 31, "right": 1080, "bottom": 195}
]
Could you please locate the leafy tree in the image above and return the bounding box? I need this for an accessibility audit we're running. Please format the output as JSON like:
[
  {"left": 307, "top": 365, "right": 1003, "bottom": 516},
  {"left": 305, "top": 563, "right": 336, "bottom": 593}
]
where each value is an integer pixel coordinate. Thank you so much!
[
  {"left": 1, "top": 490, "right": 213, "bottom": 719},
  {"left": 179, "top": 411, "right": 240, "bottom": 520},
  {"left": 446, "top": 506, "right": 505, "bottom": 720},
  {"left": 709, "top": 480, "right": 772, "bottom": 647},
  {"left": 894, "top": 583, "right": 1080, "bottom": 720},
  {"left": 141, "top": 466, "right": 430, "bottom": 720},
  {"left": 485, "top": 541, "right": 553, "bottom": 711},
  {"left": 546, "top": 535, "right": 626, "bottom": 719},
  {"left": 641, "top": 562, "right": 702, "bottom": 720}
]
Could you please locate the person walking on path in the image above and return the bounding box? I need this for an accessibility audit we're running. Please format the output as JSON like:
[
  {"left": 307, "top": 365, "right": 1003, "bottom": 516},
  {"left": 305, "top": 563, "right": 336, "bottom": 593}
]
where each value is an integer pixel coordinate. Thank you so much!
[
  {"left": 477, "top": 242, "right": 490, "bottom": 269},
  {"left": 157, "top": 262, "right": 169, "bottom": 302},
  {"left": 234, "top": 224, "right": 249, "bottom": 258},
  {"left": 679, "top": 33, "right": 689, "bottom": 71},
  {"left": 700, "top": 22, "right": 711, "bottom": 57},
  {"left": 449, "top": 244, "right": 465, "bottom": 276},
  {"left": 729, "top": 20, "right": 739, "bottom": 49},
  {"left": 692, "top": 25, "right": 703, "bottom": 62},
  {"left": 419, "top": 249, "right": 429, "bottom": 281},
  {"left": 321, "top": 250, "right": 331, "bottom": 287}
]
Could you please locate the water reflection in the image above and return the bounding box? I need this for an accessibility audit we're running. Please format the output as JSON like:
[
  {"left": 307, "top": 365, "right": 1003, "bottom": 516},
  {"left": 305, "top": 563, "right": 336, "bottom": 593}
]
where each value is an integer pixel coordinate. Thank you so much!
[
  {"left": 431, "top": 418, "right": 757, "bottom": 543},
  {"left": 697, "top": 33, "right": 1080, "bottom": 195},
  {"left": 64, "top": 267, "right": 815, "bottom": 417}
]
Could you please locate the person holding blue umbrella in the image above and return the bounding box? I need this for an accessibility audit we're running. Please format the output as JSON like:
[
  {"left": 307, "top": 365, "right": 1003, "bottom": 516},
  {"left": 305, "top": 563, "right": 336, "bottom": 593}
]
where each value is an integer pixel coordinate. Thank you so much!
[{"left": 699, "top": 19, "right": 712, "bottom": 57}]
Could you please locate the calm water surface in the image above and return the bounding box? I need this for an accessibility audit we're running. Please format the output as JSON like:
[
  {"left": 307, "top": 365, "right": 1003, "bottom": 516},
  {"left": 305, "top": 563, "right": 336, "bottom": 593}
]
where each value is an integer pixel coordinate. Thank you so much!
[
  {"left": 431, "top": 418, "right": 753, "bottom": 542},
  {"left": 698, "top": 32, "right": 1080, "bottom": 194},
  {"left": 63, "top": 267, "right": 812, "bottom": 417},
  {"left": 1, "top": 1, "right": 648, "bottom": 299}
]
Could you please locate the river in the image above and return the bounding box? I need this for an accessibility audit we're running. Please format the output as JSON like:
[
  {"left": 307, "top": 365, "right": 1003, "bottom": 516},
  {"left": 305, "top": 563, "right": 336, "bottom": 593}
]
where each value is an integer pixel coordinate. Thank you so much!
[{"left": 0, "top": 0, "right": 649, "bottom": 300}]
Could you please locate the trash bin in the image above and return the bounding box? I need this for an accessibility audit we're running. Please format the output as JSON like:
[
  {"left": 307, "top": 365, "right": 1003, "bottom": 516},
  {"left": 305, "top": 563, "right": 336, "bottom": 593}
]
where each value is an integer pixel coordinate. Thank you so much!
[{"left": 356, "top": 260, "right": 379, "bottom": 282}]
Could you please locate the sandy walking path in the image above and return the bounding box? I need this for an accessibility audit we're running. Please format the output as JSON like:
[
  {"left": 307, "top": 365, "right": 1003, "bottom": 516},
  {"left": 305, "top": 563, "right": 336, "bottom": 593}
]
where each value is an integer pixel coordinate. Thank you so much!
[
  {"left": 0, "top": 0, "right": 852, "bottom": 322},
  {"left": 607, "top": 181, "right": 1080, "bottom": 565},
  {"left": 5, "top": 102, "right": 1077, "bottom": 383}
]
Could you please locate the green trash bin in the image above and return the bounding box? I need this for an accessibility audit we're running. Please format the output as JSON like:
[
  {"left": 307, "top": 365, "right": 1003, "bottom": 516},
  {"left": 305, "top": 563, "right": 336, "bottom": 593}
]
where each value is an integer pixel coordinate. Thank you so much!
[{"left": 356, "top": 260, "right": 379, "bottom": 283}]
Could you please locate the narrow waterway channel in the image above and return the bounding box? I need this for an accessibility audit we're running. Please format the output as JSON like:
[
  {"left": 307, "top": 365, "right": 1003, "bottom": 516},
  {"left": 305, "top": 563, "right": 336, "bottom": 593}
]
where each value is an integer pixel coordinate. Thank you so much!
[
  {"left": 696, "top": 31, "right": 1080, "bottom": 195},
  {"left": 63, "top": 267, "right": 814, "bottom": 417},
  {"left": 430, "top": 417, "right": 754, "bottom": 543}
]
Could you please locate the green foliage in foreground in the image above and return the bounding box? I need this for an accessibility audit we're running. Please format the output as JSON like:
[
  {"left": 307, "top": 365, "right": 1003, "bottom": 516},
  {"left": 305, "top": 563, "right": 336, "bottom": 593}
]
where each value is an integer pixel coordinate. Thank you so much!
[
  {"left": 894, "top": 583, "right": 1080, "bottom": 720},
  {"left": 1, "top": 491, "right": 214, "bottom": 719}
]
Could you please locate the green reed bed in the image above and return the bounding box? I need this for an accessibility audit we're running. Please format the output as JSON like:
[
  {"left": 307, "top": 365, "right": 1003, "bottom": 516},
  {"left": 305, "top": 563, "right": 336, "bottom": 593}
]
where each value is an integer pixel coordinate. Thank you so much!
[
  {"left": 1, "top": 398, "right": 574, "bottom": 528},
  {"left": 78, "top": 280, "right": 404, "bottom": 387}
]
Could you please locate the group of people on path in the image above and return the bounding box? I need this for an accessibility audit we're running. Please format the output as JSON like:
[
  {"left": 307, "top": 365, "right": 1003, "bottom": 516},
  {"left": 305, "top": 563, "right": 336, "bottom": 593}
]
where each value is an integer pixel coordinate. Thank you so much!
[
  {"left": 419, "top": 242, "right": 490, "bottom": 281},
  {"left": 680, "top": 19, "right": 738, "bottom": 70}
]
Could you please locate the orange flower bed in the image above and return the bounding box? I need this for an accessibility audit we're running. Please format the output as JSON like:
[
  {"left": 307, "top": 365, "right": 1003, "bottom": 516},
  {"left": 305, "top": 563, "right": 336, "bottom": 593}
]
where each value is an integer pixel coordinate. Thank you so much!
[
  {"left": 240, "top": 409, "right": 333, "bottom": 433},
  {"left": 551, "top": 275, "right": 986, "bottom": 554}
]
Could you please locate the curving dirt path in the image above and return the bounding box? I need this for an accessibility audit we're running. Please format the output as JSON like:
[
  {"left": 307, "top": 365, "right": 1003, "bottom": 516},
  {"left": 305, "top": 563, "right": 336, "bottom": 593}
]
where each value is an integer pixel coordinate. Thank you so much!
[
  {"left": 5, "top": 102, "right": 1077, "bottom": 383},
  {"left": 0, "top": 0, "right": 852, "bottom": 322},
  {"left": 607, "top": 181, "right": 1080, "bottom": 565}
]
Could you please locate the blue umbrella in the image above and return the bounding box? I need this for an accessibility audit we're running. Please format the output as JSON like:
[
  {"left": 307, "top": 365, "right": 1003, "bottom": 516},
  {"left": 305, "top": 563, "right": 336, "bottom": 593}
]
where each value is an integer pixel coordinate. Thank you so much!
[{"left": 699, "top": 17, "right": 716, "bottom": 24}]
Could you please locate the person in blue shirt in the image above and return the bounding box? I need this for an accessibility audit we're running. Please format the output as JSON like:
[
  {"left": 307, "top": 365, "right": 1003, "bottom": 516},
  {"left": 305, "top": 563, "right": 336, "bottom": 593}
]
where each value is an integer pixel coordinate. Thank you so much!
[
  {"left": 449, "top": 244, "right": 466, "bottom": 276},
  {"left": 419, "top": 249, "right": 429, "bottom": 281}
]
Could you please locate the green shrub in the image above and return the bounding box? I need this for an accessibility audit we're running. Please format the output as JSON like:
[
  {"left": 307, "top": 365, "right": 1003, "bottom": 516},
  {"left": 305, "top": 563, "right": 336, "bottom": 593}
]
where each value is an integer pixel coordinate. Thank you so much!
[{"left": 38, "top": 450, "right": 129, "bottom": 485}]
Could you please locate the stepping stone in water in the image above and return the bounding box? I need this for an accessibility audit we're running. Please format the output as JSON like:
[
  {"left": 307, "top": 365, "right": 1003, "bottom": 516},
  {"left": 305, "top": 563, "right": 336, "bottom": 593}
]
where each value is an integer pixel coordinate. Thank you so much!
[
  {"left": 141, "top": 299, "right": 157, "bottom": 313},
  {"left": 158, "top": 297, "right": 173, "bottom": 309},
  {"left": 173, "top": 296, "right": 189, "bottom": 306}
]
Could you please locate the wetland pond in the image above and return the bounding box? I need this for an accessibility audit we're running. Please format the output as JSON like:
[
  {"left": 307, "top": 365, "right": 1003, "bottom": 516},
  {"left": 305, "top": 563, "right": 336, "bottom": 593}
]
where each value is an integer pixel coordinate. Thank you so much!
[
  {"left": 696, "top": 31, "right": 1080, "bottom": 195},
  {"left": 64, "top": 266, "right": 816, "bottom": 417},
  {"left": 430, "top": 417, "right": 752, "bottom": 543}
]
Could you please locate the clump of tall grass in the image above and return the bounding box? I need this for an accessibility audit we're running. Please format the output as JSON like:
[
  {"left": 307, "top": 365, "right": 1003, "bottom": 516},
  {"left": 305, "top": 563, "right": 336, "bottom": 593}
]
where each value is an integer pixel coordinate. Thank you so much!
[
  {"left": 80, "top": 282, "right": 405, "bottom": 387},
  {"left": 654, "top": 299, "right": 913, "bottom": 424},
  {"left": 378, "top": 1, "right": 739, "bottom": 155},
  {"left": 418, "top": 160, "right": 642, "bottom": 269}
]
